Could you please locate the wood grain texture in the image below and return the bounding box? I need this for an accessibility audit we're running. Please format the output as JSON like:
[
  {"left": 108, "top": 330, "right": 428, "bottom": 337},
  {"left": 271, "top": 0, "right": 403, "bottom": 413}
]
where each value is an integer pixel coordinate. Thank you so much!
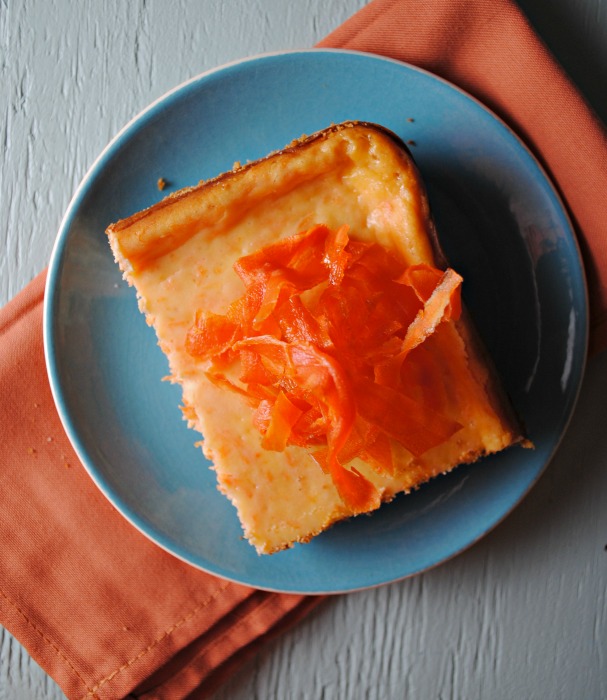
[{"left": 1, "top": 1, "right": 606, "bottom": 699}]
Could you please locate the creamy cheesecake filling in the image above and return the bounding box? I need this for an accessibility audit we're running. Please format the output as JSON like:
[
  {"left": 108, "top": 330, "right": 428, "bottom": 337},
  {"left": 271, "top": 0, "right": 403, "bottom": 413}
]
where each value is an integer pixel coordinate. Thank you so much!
[{"left": 107, "top": 122, "right": 523, "bottom": 554}]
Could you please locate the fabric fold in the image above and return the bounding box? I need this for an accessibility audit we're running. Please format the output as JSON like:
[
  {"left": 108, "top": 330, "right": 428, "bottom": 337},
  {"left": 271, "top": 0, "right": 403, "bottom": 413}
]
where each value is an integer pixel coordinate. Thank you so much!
[{"left": 132, "top": 594, "right": 323, "bottom": 699}]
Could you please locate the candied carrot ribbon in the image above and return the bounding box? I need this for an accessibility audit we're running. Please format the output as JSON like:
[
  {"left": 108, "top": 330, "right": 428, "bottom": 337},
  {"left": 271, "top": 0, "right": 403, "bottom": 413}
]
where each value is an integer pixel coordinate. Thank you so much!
[{"left": 186, "top": 224, "right": 464, "bottom": 511}]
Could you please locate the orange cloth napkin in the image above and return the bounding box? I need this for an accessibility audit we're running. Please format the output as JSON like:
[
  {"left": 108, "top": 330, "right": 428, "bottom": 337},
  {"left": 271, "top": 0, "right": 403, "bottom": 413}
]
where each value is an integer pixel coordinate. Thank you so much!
[{"left": 1, "top": 1, "right": 606, "bottom": 699}]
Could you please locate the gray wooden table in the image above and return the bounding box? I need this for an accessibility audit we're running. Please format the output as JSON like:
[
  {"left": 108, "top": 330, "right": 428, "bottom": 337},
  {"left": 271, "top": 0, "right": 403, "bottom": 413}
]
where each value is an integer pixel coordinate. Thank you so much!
[{"left": 2, "top": 1, "right": 606, "bottom": 698}]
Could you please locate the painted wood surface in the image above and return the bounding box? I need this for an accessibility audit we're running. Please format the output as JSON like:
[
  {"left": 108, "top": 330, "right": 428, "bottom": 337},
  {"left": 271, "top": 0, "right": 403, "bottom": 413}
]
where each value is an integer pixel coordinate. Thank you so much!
[{"left": 1, "top": 1, "right": 606, "bottom": 698}]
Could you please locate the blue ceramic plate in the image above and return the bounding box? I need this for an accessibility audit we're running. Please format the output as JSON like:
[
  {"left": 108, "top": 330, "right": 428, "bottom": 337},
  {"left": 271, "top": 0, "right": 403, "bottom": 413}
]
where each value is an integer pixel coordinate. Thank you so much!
[{"left": 44, "top": 50, "right": 587, "bottom": 594}]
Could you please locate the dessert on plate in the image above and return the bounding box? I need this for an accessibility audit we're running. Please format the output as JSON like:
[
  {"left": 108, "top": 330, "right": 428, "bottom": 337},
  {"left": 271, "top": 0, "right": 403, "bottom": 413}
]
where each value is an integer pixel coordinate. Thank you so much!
[{"left": 107, "top": 121, "right": 525, "bottom": 554}]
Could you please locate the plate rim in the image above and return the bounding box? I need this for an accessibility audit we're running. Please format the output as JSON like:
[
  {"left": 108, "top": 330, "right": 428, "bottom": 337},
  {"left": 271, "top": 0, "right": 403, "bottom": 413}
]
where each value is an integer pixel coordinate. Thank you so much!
[{"left": 43, "top": 48, "right": 589, "bottom": 594}]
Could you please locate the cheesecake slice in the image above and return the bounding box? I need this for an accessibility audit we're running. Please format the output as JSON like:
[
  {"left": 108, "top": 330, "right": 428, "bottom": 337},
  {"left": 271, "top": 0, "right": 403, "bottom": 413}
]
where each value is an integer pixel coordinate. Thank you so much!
[{"left": 107, "top": 122, "right": 524, "bottom": 554}]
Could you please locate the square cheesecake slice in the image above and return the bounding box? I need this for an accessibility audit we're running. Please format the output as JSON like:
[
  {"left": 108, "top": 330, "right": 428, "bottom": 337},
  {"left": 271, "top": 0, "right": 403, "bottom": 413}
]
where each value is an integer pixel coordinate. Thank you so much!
[{"left": 107, "top": 122, "right": 524, "bottom": 554}]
